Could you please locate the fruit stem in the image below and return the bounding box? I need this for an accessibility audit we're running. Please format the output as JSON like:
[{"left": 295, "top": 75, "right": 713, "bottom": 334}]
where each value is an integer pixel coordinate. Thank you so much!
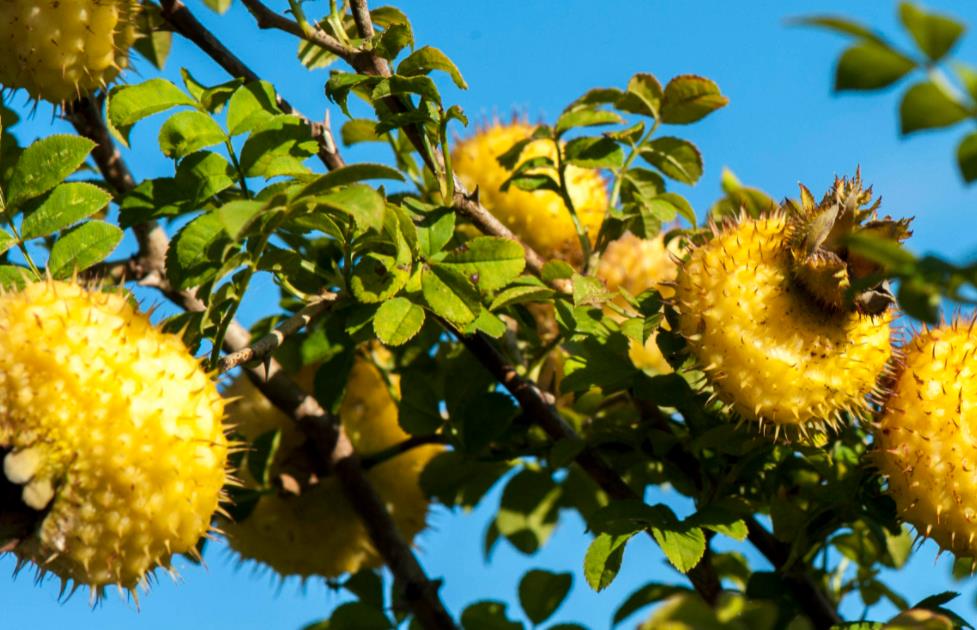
[{"left": 609, "top": 119, "right": 658, "bottom": 209}]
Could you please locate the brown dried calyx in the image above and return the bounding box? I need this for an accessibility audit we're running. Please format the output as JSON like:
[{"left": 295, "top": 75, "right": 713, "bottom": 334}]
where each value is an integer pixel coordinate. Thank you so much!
[{"left": 786, "top": 170, "right": 912, "bottom": 315}]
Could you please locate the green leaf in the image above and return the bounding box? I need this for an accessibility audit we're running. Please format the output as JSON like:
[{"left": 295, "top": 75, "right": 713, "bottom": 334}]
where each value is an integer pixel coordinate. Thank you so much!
[
  {"left": 375, "top": 23, "right": 414, "bottom": 60},
  {"left": 651, "top": 520, "right": 706, "bottom": 574},
  {"left": 518, "top": 570, "right": 572, "bottom": 625},
  {"left": 312, "top": 184, "right": 386, "bottom": 234},
  {"left": 899, "top": 81, "right": 970, "bottom": 134},
  {"left": 21, "top": 182, "right": 111, "bottom": 240},
  {"left": 371, "top": 75, "right": 441, "bottom": 104},
  {"left": 660, "top": 75, "right": 728, "bottom": 124},
  {"left": 297, "top": 164, "right": 404, "bottom": 197},
  {"left": 118, "top": 177, "right": 188, "bottom": 227},
  {"left": 458, "top": 391, "right": 518, "bottom": 454},
  {"left": 563, "top": 136, "right": 625, "bottom": 169},
  {"left": 490, "top": 284, "right": 554, "bottom": 310},
  {"left": 542, "top": 260, "right": 575, "bottom": 282},
  {"left": 167, "top": 212, "right": 232, "bottom": 289},
  {"left": 496, "top": 469, "right": 561, "bottom": 554},
  {"left": 621, "top": 168, "right": 666, "bottom": 202},
  {"left": 572, "top": 273, "right": 610, "bottom": 306},
  {"left": 835, "top": 42, "right": 916, "bottom": 91},
  {"left": 584, "top": 533, "right": 630, "bottom": 592},
  {"left": 182, "top": 70, "right": 242, "bottom": 113},
  {"left": 217, "top": 200, "right": 265, "bottom": 240},
  {"left": 899, "top": 2, "right": 965, "bottom": 62},
  {"left": 555, "top": 108, "right": 624, "bottom": 136},
  {"left": 326, "top": 73, "right": 378, "bottom": 117},
  {"left": 616, "top": 73, "right": 663, "bottom": 118},
  {"left": 420, "top": 451, "right": 509, "bottom": 508},
  {"left": 398, "top": 46, "right": 468, "bottom": 89},
  {"left": 350, "top": 251, "right": 410, "bottom": 304},
  {"left": 955, "top": 62, "right": 977, "bottom": 102},
  {"left": 957, "top": 132, "right": 977, "bottom": 183},
  {"left": 0, "top": 265, "right": 31, "bottom": 289},
  {"left": 327, "top": 602, "right": 393, "bottom": 630},
  {"left": 421, "top": 264, "right": 481, "bottom": 326},
  {"left": 0, "top": 230, "right": 14, "bottom": 255},
  {"left": 239, "top": 115, "right": 318, "bottom": 178},
  {"left": 132, "top": 5, "right": 172, "bottom": 71},
  {"left": 202, "top": 0, "right": 230, "bottom": 12},
  {"left": 7, "top": 135, "right": 95, "bottom": 207},
  {"left": 108, "top": 79, "right": 195, "bottom": 144},
  {"left": 794, "top": 16, "right": 882, "bottom": 42},
  {"left": 158, "top": 111, "right": 227, "bottom": 159},
  {"left": 639, "top": 138, "right": 703, "bottom": 185},
  {"left": 46, "top": 220, "right": 123, "bottom": 278},
  {"left": 298, "top": 39, "right": 339, "bottom": 71},
  {"left": 686, "top": 505, "right": 748, "bottom": 541},
  {"left": 246, "top": 429, "right": 281, "bottom": 486},
  {"left": 646, "top": 193, "right": 696, "bottom": 226},
  {"left": 613, "top": 583, "right": 689, "bottom": 626},
  {"left": 461, "top": 601, "right": 523, "bottom": 630},
  {"left": 341, "top": 119, "right": 384, "bottom": 145},
  {"left": 374, "top": 297, "right": 426, "bottom": 346},
  {"left": 441, "top": 237, "right": 526, "bottom": 293},
  {"left": 410, "top": 205, "right": 455, "bottom": 258},
  {"left": 174, "top": 151, "right": 236, "bottom": 206},
  {"left": 227, "top": 81, "right": 283, "bottom": 136}
]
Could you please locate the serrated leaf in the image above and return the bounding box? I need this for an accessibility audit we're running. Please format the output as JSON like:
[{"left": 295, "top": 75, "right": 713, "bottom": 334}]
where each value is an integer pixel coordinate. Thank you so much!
[
  {"left": 541, "top": 260, "right": 574, "bottom": 282},
  {"left": 375, "top": 22, "right": 414, "bottom": 60},
  {"left": 217, "top": 200, "right": 265, "bottom": 239},
  {"left": 555, "top": 108, "right": 624, "bottom": 136},
  {"left": 227, "top": 81, "right": 283, "bottom": 136},
  {"left": 371, "top": 75, "right": 440, "bottom": 104},
  {"left": 616, "top": 73, "right": 663, "bottom": 118},
  {"left": 411, "top": 205, "right": 455, "bottom": 257},
  {"left": 297, "top": 164, "right": 404, "bottom": 197},
  {"left": 21, "top": 182, "right": 111, "bottom": 240},
  {"left": 7, "top": 135, "right": 94, "bottom": 207},
  {"left": 118, "top": 177, "right": 188, "bottom": 227},
  {"left": 374, "top": 297, "right": 426, "bottom": 346},
  {"left": 239, "top": 115, "right": 318, "bottom": 178},
  {"left": 181, "top": 69, "right": 242, "bottom": 113},
  {"left": 158, "top": 111, "right": 227, "bottom": 159},
  {"left": 563, "top": 136, "right": 624, "bottom": 169},
  {"left": 108, "top": 79, "right": 194, "bottom": 144},
  {"left": 174, "top": 151, "right": 236, "bottom": 206},
  {"left": 518, "top": 570, "right": 572, "bottom": 625},
  {"left": 167, "top": 212, "right": 232, "bottom": 289},
  {"left": 398, "top": 46, "right": 467, "bottom": 89},
  {"left": 490, "top": 285, "right": 554, "bottom": 310},
  {"left": 957, "top": 132, "right": 977, "bottom": 183},
  {"left": 421, "top": 264, "right": 480, "bottom": 326},
  {"left": 651, "top": 520, "right": 706, "bottom": 574},
  {"left": 312, "top": 184, "right": 386, "bottom": 234},
  {"left": 899, "top": 2, "right": 965, "bottom": 62},
  {"left": 835, "top": 41, "right": 916, "bottom": 91},
  {"left": 660, "top": 75, "right": 728, "bottom": 124},
  {"left": 899, "top": 80, "right": 969, "bottom": 134},
  {"left": 47, "top": 220, "right": 122, "bottom": 278},
  {"left": 584, "top": 534, "right": 630, "bottom": 592},
  {"left": 441, "top": 237, "right": 525, "bottom": 293},
  {"left": 639, "top": 138, "right": 703, "bottom": 185}
]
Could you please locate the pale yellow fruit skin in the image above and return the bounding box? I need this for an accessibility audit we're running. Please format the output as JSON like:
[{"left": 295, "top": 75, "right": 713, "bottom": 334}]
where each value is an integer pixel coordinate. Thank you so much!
[
  {"left": 0, "top": 0, "right": 137, "bottom": 103},
  {"left": 0, "top": 281, "right": 228, "bottom": 591},
  {"left": 223, "top": 356, "right": 440, "bottom": 578},
  {"left": 874, "top": 322, "right": 977, "bottom": 557},
  {"left": 597, "top": 232, "right": 678, "bottom": 374},
  {"left": 452, "top": 122, "right": 608, "bottom": 264},
  {"left": 674, "top": 214, "right": 892, "bottom": 432}
]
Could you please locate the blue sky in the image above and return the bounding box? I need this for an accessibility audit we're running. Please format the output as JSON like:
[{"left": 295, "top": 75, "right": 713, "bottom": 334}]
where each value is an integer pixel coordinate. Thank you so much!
[{"left": 4, "top": 1, "right": 977, "bottom": 628}]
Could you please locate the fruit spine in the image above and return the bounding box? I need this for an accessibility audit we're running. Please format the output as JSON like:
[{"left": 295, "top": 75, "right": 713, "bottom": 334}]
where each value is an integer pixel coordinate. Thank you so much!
[
  {"left": 0, "top": 281, "right": 229, "bottom": 598},
  {"left": 673, "top": 174, "right": 900, "bottom": 437}
]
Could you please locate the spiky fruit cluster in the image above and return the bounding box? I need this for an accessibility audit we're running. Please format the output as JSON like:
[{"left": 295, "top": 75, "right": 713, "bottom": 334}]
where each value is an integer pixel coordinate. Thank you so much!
[
  {"left": 0, "top": 281, "right": 229, "bottom": 596},
  {"left": 222, "top": 354, "right": 440, "bottom": 578},
  {"left": 874, "top": 321, "right": 977, "bottom": 558},
  {"left": 452, "top": 121, "right": 608, "bottom": 264},
  {"left": 0, "top": 0, "right": 138, "bottom": 103},
  {"left": 674, "top": 176, "right": 898, "bottom": 436},
  {"left": 597, "top": 232, "right": 679, "bottom": 373}
]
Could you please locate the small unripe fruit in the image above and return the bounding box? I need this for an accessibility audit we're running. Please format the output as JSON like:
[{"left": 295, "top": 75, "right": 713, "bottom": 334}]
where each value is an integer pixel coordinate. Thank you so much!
[
  {"left": 874, "top": 321, "right": 977, "bottom": 558},
  {"left": 597, "top": 232, "right": 679, "bottom": 373},
  {"left": 0, "top": 0, "right": 138, "bottom": 103},
  {"left": 222, "top": 355, "right": 440, "bottom": 579},
  {"left": 452, "top": 121, "right": 608, "bottom": 264},
  {"left": 0, "top": 281, "right": 229, "bottom": 597},
  {"left": 673, "top": 212, "right": 892, "bottom": 436}
]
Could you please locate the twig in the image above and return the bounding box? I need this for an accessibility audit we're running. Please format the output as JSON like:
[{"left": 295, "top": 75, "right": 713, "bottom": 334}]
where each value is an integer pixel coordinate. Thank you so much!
[
  {"left": 237, "top": 0, "right": 355, "bottom": 59},
  {"left": 159, "top": 0, "right": 345, "bottom": 171},
  {"left": 360, "top": 434, "right": 448, "bottom": 470},
  {"left": 218, "top": 293, "right": 340, "bottom": 374},
  {"left": 69, "top": 92, "right": 457, "bottom": 630}
]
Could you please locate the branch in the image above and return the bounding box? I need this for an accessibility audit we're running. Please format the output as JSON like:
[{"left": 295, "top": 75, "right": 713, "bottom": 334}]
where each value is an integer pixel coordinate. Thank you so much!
[
  {"left": 359, "top": 434, "right": 448, "bottom": 470},
  {"left": 237, "top": 0, "right": 355, "bottom": 59},
  {"left": 159, "top": 0, "right": 345, "bottom": 171},
  {"left": 217, "top": 292, "right": 340, "bottom": 373}
]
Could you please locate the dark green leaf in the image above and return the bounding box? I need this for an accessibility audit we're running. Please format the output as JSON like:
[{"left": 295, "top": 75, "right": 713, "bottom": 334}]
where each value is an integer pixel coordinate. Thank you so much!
[
  {"left": 613, "top": 583, "right": 689, "bottom": 626},
  {"left": 297, "top": 164, "right": 404, "bottom": 197},
  {"left": 158, "top": 111, "right": 227, "bottom": 159},
  {"left": 313, "top": 184, "right": 386, "bottom": 234},
  {"left": 47, "top": 220, "right": 123, "bottom": 278},
  {"left": 422, "top": 264, "right": 481, "bottom": 326},
  {"left": 372, "top": 75, "right": 441, "bottom": 104},
  {"left": 461, "top": 601, "right": 523, "bottom": 630},
  {"left": 639, "top": 138, "right": 703, "bottom": 185},
  {"left": 21, "top": 182, "right": 111, "bottom": 240},
  {"left": 328, "top": 602, "right": 393, "bottom": 630},
  {"left": 660, "top": 75, "right": 728, "bottom": 124},
  {"left": 564, "top": 136, "right": 625, "bottom": 169},
  {"left": 174, "top": 151, "right": 237, "bottom": 206},
  {"left": 246, "top": 429, "right": 281, "bottom": 486},
  {"left": 133, "top": 5, "right": 172, "bottom": 70},
  {"left": 899, "top": 2, "right": 965, "bottom": 61},
  {"left": 227, "top": 81, "right": 283, "bottom": 136},
  {"left": 374, "top": 297, "right": 426, "bottom": 346},
  {"left": 496, "top": 469, "right": 561, "bottom": 554},
  {"left": 458, "top": 392, "right": 518, "bottom": 454},
  {"left": 584, "top": 534, "right": 630, "bottom": 592},
  {"left": 108, "top": 79, "right": 194, "bottom": 144},
  {"left": 326, "top": 73, "right": 379, "bottom": 117},
  {"left": 518, "top": 569, "right": 572, "bottom": 625},
  {"left": 621, "top": 168, "right": 666, "bottom": 202},
  {"left": 398, "top": 46, "right": 467, "bottom": 89},
  {"left": 441, "top": 237, "right": 526, "bottom": 293},
  {"left": 899, "top": 81, "right": 969, "bottom": 134},
  {"left": 7, "top": 135, "right": 94, "bottom": 206},
  {"left": 420, "top": 451, "right": 509, "bottom": 508},
  {"left": 375, "top": 23, "right": 414, "bottom": 60},
  {"left": 835, "top": 42, "right": 916, "bottom": 91},
  {"left": 957, "top": 132, "right": 977, "bottom": 183},
  {"left": 167, "top": 212, "right": 232, "bottom": 289},
  {"left": 616, "top": 73, "right": 663, "bottom": 118},
  {"left": 118, "top": 177, "right": 188, "bottom": 227}
]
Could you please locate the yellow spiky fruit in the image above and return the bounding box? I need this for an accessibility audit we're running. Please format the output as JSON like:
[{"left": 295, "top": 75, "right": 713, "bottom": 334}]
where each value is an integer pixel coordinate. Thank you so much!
[
  {"left": 0, "top": 0, "right": 138, "bottom": 103},
  {"left": 874, "top": 321, "right": 977, "bottom": 558},
  {"left": 0, "top": 281, "right": 229, "bottom": 595},
  {"left": 673, "top": 213, "right": 892, "bottom": 436},
  {"left": 222, "top": 354, "right": 440, "bottom": 578},
  {"left": 452, "top": 121, "right": 608, "bottom": 264},
  {"left": 597, "top": 232, "right": 679, "bottom": 373}
]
